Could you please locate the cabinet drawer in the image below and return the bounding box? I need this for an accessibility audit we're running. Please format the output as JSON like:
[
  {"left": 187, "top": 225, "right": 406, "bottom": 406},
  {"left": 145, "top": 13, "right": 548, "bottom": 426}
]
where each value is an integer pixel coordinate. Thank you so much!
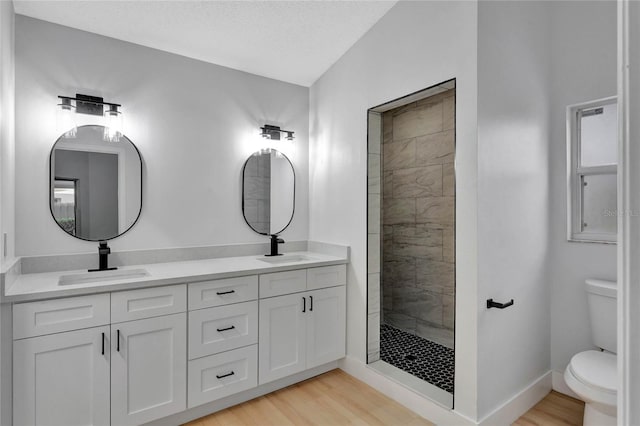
[
  {"left": 307, "top": 265, "right": 347, "bottom": 290},
  {"left": 189, "top": 276, "right": 258, "bottom": 310},
  {"left": 259, "top": 269, "right": 307, "bottom": 298},
  {"left": 13, "top": 294, "right": 110, "bottom": 339},
  {"left": 188, "top": 301, "right": 257, "bottom": 359},
  {"left": 188, "top": 345, "right": 257, "bottom": 408},
  {"left": 111, "top": 284, "right": 186, "bottom": 323}
]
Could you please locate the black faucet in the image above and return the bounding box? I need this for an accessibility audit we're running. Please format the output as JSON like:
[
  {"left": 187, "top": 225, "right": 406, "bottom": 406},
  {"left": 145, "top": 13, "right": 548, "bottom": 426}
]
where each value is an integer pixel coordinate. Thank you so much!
[
  {"left": 88, "top": 241, "right": 118, "bottom": 272},
  {"left": 266, "top": 234, "right": 285, "bottom": 257}
]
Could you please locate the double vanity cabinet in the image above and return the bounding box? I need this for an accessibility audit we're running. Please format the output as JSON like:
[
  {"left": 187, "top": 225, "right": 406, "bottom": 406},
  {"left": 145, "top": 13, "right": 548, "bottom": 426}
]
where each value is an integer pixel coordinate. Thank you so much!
[{"left": 10, "top": 263, "right": 346, "bottom": 426}]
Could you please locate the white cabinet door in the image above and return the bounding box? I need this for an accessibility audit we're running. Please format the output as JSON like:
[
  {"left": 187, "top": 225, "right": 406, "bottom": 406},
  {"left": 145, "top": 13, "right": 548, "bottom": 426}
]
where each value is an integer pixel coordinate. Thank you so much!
[
  {"left": 111, "top": 313, "right": 187, "bottom": 426},
  {"left": 14, "top": 326, "right": 110, "bottom": 426},
  {"left": 306, "top": 286, "right": 346, "bottom": 369},
  {"left": 258, "top": 292, "right": 306, "bottom": 384}
]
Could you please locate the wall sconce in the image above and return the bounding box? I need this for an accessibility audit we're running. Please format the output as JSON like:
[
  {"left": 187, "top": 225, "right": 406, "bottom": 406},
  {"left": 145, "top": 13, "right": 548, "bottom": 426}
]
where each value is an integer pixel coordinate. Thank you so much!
[
  {"left": 56, "top": 94, "right": 123, "bottom": 142},
  {"left": 260, "top": 125, "right": 295, "bottom": 141}
]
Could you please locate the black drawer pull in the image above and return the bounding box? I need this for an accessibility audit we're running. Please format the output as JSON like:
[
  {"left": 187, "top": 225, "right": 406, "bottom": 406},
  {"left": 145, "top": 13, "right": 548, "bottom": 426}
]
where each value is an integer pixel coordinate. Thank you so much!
[
  {"left": 487, "top": 299, "right": 514, "bottom": 309},
  {"left": 309, "top": 295, "right": 313, "bottom": 312},
  {"left": 101, "top": 332, "right": 105, "bottom": 355},
  {"left": 216, "top": 371, "right": 235, "bottom": 379},
  {"left": 216, "top": 290, "right": 236, "bottom": 295},
  {"left": 302, "top": 296, "right": 306, "bottom": 313},
  {"left": 116, "top": 329, "right": 120, "bottom": 352},
  {"left": 216, "top": 325, "right": 236, "bottom": 332}
]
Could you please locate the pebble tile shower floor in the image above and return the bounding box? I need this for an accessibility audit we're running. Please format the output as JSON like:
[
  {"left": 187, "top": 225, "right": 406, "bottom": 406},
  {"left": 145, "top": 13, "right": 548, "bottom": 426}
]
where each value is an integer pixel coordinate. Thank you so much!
[{"left": 380, "top": 323, "right": 454, "bottom": 394}]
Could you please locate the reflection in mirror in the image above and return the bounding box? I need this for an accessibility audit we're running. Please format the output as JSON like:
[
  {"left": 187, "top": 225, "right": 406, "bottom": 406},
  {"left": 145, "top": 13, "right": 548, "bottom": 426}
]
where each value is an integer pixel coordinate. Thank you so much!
[
  {"left": 242, "top": 149, "right": 295, "bottom": 235},
  {"left": 50, "top": 125, "right": 142, "bottom": 241}
]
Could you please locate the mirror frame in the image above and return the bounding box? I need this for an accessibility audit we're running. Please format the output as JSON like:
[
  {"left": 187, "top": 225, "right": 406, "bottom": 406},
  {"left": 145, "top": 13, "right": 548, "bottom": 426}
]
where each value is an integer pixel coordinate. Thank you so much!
[
  {"left": 49, "top": 125, "right": 143, "bottom": 242},
  {"left": 241, "top": 149, "right": 296, "bottom": 236}
]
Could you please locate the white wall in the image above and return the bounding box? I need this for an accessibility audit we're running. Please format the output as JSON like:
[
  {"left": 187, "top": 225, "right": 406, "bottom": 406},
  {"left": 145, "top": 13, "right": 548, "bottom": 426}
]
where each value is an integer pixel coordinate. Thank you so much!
[
  {"left": 309, "top": 1, "right": 479, "bottom": 419},
  {"left": 477, "top": 1, "right": 552, "bottom": 418},
  {"left": 14, "top": 16, "right": 309, "bottom": 256},
  {"left": 0, "top": 0, "right": 15, "bottom": 262},
  {"left": 548, "top": 1, "right": 617, "bottom": 377}
]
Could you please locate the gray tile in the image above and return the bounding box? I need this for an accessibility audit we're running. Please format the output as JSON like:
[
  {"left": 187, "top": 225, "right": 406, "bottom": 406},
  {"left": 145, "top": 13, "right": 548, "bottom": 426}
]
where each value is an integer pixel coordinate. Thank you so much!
[
  {"left": 368, "top": 273, "right": 381, "bottom": 314},
  {"left": 368, "top": 234, "right": 381, "bottom": 273},
  {"left": 392, "top": 165, "right": 443, "bottom": 198},
  {"left": 368, "top": 312, "right": 380, "bottom": 352},
  {"left": 383, "top": 285, "right": 393, "bottom": 311},
  {"left": 382, "top": 256, "right": 416, "bottom": 288},
  {"left": 393, "top": 102, "right": 443, "bottom": 140},
  {"left": 443, "top": 294, "right": 455, "bottom": 330},
  {"left": 443, "top": 162, "right": 455, "bottom": 196},
  {"left": 416, "top": 130, "right": 455, "bottom": 165},
  {"left": 368, "top": 350, "right": 380, "bottom": 363},
  {"left": 383, "top": 138, "right": 416, "bottom": 170},
  {"left": 416, "top": 197, "right": 454, "bottom": 226},
  {"left": 383, "top": 171, "right": 393, "bottom": 196},
  {"left": 368, "top": 154, "right": 381, "bottom": 194},
  {"left": 383, "top": 312, "right": 416, "bottom": 334},
  {"left": 416, "top": 258, "right": 455, "bottom": 294},
  {"left": 392, "top": 224, "right": 443, "bottom": 260},
  {"left": 392, "top": 287, "right": 442, "bottom": 324},
  {"left": 443, "top": 94, "right": 455, "bottom": 131},
  {"left": 383, "top": 197, "right": 416, "bottom": 224},
  {"left": 391, "top": 101, "right": 417, "bottom": 116},
  {"left": 415, "top": 320, "right": 454, "bottom": 349},
  {"left": 383, "top": 112, "right": 393, "bottom": 144},
  {"left": 443, "top": 225, "right": 455, "bottom": 264},
  {"left": 368, "top": 113, "right": 382, "bottom": 154},
  {"left": 368, "top": 193, "right": 380, "bottom": 234}
]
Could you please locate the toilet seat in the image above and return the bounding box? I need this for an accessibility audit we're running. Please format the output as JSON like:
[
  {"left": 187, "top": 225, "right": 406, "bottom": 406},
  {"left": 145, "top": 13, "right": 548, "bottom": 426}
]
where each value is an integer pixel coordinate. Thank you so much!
[{"left": 566, "top": 350, "right": 617, "bottom": 408}]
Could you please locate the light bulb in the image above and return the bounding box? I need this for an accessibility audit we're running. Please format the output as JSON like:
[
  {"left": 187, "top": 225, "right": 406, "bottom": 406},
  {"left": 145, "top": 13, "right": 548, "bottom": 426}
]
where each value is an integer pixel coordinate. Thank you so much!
[
  {"left": 56, "top": 98, "right": 77, "bottom": 138},
  {"left": 103, "top": 105, "right": 123, "bottom": 142}
]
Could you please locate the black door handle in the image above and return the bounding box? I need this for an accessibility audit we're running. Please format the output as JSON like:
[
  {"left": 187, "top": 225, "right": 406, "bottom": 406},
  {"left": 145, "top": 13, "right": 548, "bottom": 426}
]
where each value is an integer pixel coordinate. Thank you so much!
[
  {"left": 101, "top": 332, "right": 105, "bottom": 355},
  {"left": 217, "top": 325, "right": 236, "bottom": 332},
  {"left": 216, "top": 371, "right": 235, "bottom": 379},
  {"left": 302, "top": 297, "right": 306, "bottom": 313},
  {"left": 487, "top": 299, "right": 514, "bottom": 309},
  {"left": 216, "top": 290, "right": 235, "bottom": 295},
  {"left": 309, "top": 295, "right": 313, "bottom": 312},
  {"left": 116, "top": 329, "right": 120, "bottom": 351}
]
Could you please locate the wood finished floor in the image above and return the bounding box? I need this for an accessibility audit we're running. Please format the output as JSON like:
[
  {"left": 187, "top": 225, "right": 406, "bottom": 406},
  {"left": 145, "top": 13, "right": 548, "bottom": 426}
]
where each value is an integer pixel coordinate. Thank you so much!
[{"left": 184, "top": 370, "right": 584, "bottom": 426}]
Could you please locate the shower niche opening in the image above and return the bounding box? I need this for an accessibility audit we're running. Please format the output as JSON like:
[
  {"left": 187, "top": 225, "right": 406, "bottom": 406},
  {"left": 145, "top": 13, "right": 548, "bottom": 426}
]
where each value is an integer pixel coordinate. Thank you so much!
[{"left": 366, "top": 79, "right": 456, "bottom": 408}]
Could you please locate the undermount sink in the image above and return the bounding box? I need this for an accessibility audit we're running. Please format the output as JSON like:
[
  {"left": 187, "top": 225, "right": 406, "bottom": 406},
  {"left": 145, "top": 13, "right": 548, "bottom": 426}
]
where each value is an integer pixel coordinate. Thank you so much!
[
  {"left": 58, "top": 268, "right": 150, "bottom": 286},
  {"left": 258, "top": 255, "right": 317, "bottom": 264}
]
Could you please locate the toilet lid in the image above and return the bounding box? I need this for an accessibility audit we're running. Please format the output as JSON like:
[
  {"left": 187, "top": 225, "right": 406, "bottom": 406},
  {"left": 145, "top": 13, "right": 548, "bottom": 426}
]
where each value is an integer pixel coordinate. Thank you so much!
[{"left": 569, "top": 350, "right": 617, "bottom": 395}]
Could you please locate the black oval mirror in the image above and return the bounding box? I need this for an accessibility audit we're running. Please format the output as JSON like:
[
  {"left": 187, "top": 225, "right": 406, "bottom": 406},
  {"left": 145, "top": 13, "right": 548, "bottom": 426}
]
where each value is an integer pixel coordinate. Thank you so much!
[
  {"left": 242, "top": 149, "right": 295, "bottom": 235},
  {"left": 49, "top": 125, "right": 142, "bottom": 241}
]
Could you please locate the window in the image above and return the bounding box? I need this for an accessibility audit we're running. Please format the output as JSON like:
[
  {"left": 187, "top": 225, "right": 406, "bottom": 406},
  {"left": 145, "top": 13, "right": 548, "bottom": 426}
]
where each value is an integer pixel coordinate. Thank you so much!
[{"left": 567, "top": 97, "right": 618, "bottom": 243}]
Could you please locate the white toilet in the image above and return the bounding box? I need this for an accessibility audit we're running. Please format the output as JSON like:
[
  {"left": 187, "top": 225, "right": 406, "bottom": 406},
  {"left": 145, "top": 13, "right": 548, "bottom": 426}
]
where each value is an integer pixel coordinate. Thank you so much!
[{"left": 564, "top": 279, "right": 617, "bottom": 426}]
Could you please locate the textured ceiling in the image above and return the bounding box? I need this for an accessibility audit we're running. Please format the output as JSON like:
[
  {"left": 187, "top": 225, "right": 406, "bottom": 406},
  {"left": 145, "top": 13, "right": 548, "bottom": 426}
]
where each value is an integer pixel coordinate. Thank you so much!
[{"left": 13, "top": 0, "right": 397, "bottom": 86}]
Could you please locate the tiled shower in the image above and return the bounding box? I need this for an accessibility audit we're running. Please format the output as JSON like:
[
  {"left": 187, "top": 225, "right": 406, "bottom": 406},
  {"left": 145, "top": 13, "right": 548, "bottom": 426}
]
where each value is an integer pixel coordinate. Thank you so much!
[{"left": 367, "top": 81, "right": 456, "bottom": 400}]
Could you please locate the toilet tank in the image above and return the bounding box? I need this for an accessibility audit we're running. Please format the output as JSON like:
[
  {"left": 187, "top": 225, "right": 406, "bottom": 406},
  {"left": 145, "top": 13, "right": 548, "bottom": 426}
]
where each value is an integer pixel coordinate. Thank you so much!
[{"left": 586, "top": 279, "right": 617, "bottom": 353}]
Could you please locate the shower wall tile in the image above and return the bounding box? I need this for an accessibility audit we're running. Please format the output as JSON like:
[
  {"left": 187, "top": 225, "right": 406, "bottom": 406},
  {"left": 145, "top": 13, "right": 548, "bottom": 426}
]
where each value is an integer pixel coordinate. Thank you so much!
[
  {"left": 393, "top": 102, "right": 443, "bottom": 140},
  {"left": 416, "top": 130, "right": 455, "bottom": 165},
  {"left": 368, "top": 113, "right": 382, "bottom": 154},
  {"left": 384, "top": 171, "right": 393, "bottom": 195},
  {"left": 368, "top": 194, "right": 380, "bottom": 234},
  {"left": 383, "top": 197, "right": 415, "bottom": 224},
  {"left": 384, "top": 138, "right": 416, "bottom": 170},
  {"left": 384, "top": 311, "right": 417, "bottom": 334},
  {"left": 383, "top": 255, "right": 416, "bottom": 287},
  {"left": 443, "top": 294, "right": 455, "bottom": 329},
  {"left": 442, "top": 92, "right": 455, "bottom": 131},
  {"left": 368, "top": 233, "right": 380, "bottom": 274},
  {"left": 383, "top": 113, "right": 393, "bottom": 144},
  {"left": 416, "top": 258, "right": 455, "bottom": 294},
  {"left": 443, "top": 225, "right": 455, "bottom": 264},
  {"left": 368, "top": 273, "right": 380, "bottom": 314},
  {"left": 392, "top": 287, "right": 442, "bottom": 324},
  {"left": 416, "top": 196, "right": 455, "bottom": 226},
  {"left": 367, "top": 312, "right": 381, "bottom": 362},
  {"left": 392, "top": 165, "right": 443, "bottom": 198},
  {"left": 383, "top": 284, "right": 393, "bottom": 311},
  {"left": 393, "top": 224, "right": 443, "bottom": 250},
  {"left": 416, "top": 320, "right": 454, "bottom": 349},
  {"left": 391, "top": 101, "right": 418, "bottom": 116},
  {"left": 443, "top": 162, "right": 455, "bottom": 197},
  {"left": 368, "top": 154, "right": 381, "bottom": 194}
]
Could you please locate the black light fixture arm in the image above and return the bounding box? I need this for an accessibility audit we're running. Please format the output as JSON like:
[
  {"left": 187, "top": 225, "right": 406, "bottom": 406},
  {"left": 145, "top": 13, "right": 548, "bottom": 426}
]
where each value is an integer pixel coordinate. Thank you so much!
[
  {"left": 57, "top": 95, "right": 121, "bottom": 108},
  {"left": 58, "top": 94, "right": 121, "bottom": 116},
  {"left": 260, "top": 124, "right": 295, "bottom": 140}
]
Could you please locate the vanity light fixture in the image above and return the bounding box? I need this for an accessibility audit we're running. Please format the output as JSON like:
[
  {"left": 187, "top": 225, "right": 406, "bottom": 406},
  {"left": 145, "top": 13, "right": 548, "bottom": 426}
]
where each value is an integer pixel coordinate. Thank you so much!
[
  {"left": 56, "top": 94, "right": 123, "bottom": 142},
  {"left": 260, "top": 124, "right": 295, "bottom": 141}
]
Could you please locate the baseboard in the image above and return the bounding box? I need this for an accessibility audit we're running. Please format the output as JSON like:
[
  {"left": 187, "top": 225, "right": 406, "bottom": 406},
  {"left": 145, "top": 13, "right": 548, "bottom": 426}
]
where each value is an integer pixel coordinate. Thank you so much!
[
  {"left": 478, "top": 371, "right": 552, "bottom": 426},
  {"left": 339, "top": 356, "right": 473, "bottom": 426},
  {"left": 552, "top": 369, "right": 580, "bottom": 399}
]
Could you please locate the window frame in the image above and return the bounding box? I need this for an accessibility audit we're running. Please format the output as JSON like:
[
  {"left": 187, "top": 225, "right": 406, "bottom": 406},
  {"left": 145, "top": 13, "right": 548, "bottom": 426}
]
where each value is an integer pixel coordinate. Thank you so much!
[{"left": 566, "top": 96, "right": 618, "bottom": 244}]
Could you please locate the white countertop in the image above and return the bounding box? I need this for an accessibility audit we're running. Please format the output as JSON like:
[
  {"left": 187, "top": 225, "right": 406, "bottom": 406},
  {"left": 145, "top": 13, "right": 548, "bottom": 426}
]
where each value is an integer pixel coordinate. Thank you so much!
[{"left": 4, "top": 251, "right": 348, "bottom": 303}]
